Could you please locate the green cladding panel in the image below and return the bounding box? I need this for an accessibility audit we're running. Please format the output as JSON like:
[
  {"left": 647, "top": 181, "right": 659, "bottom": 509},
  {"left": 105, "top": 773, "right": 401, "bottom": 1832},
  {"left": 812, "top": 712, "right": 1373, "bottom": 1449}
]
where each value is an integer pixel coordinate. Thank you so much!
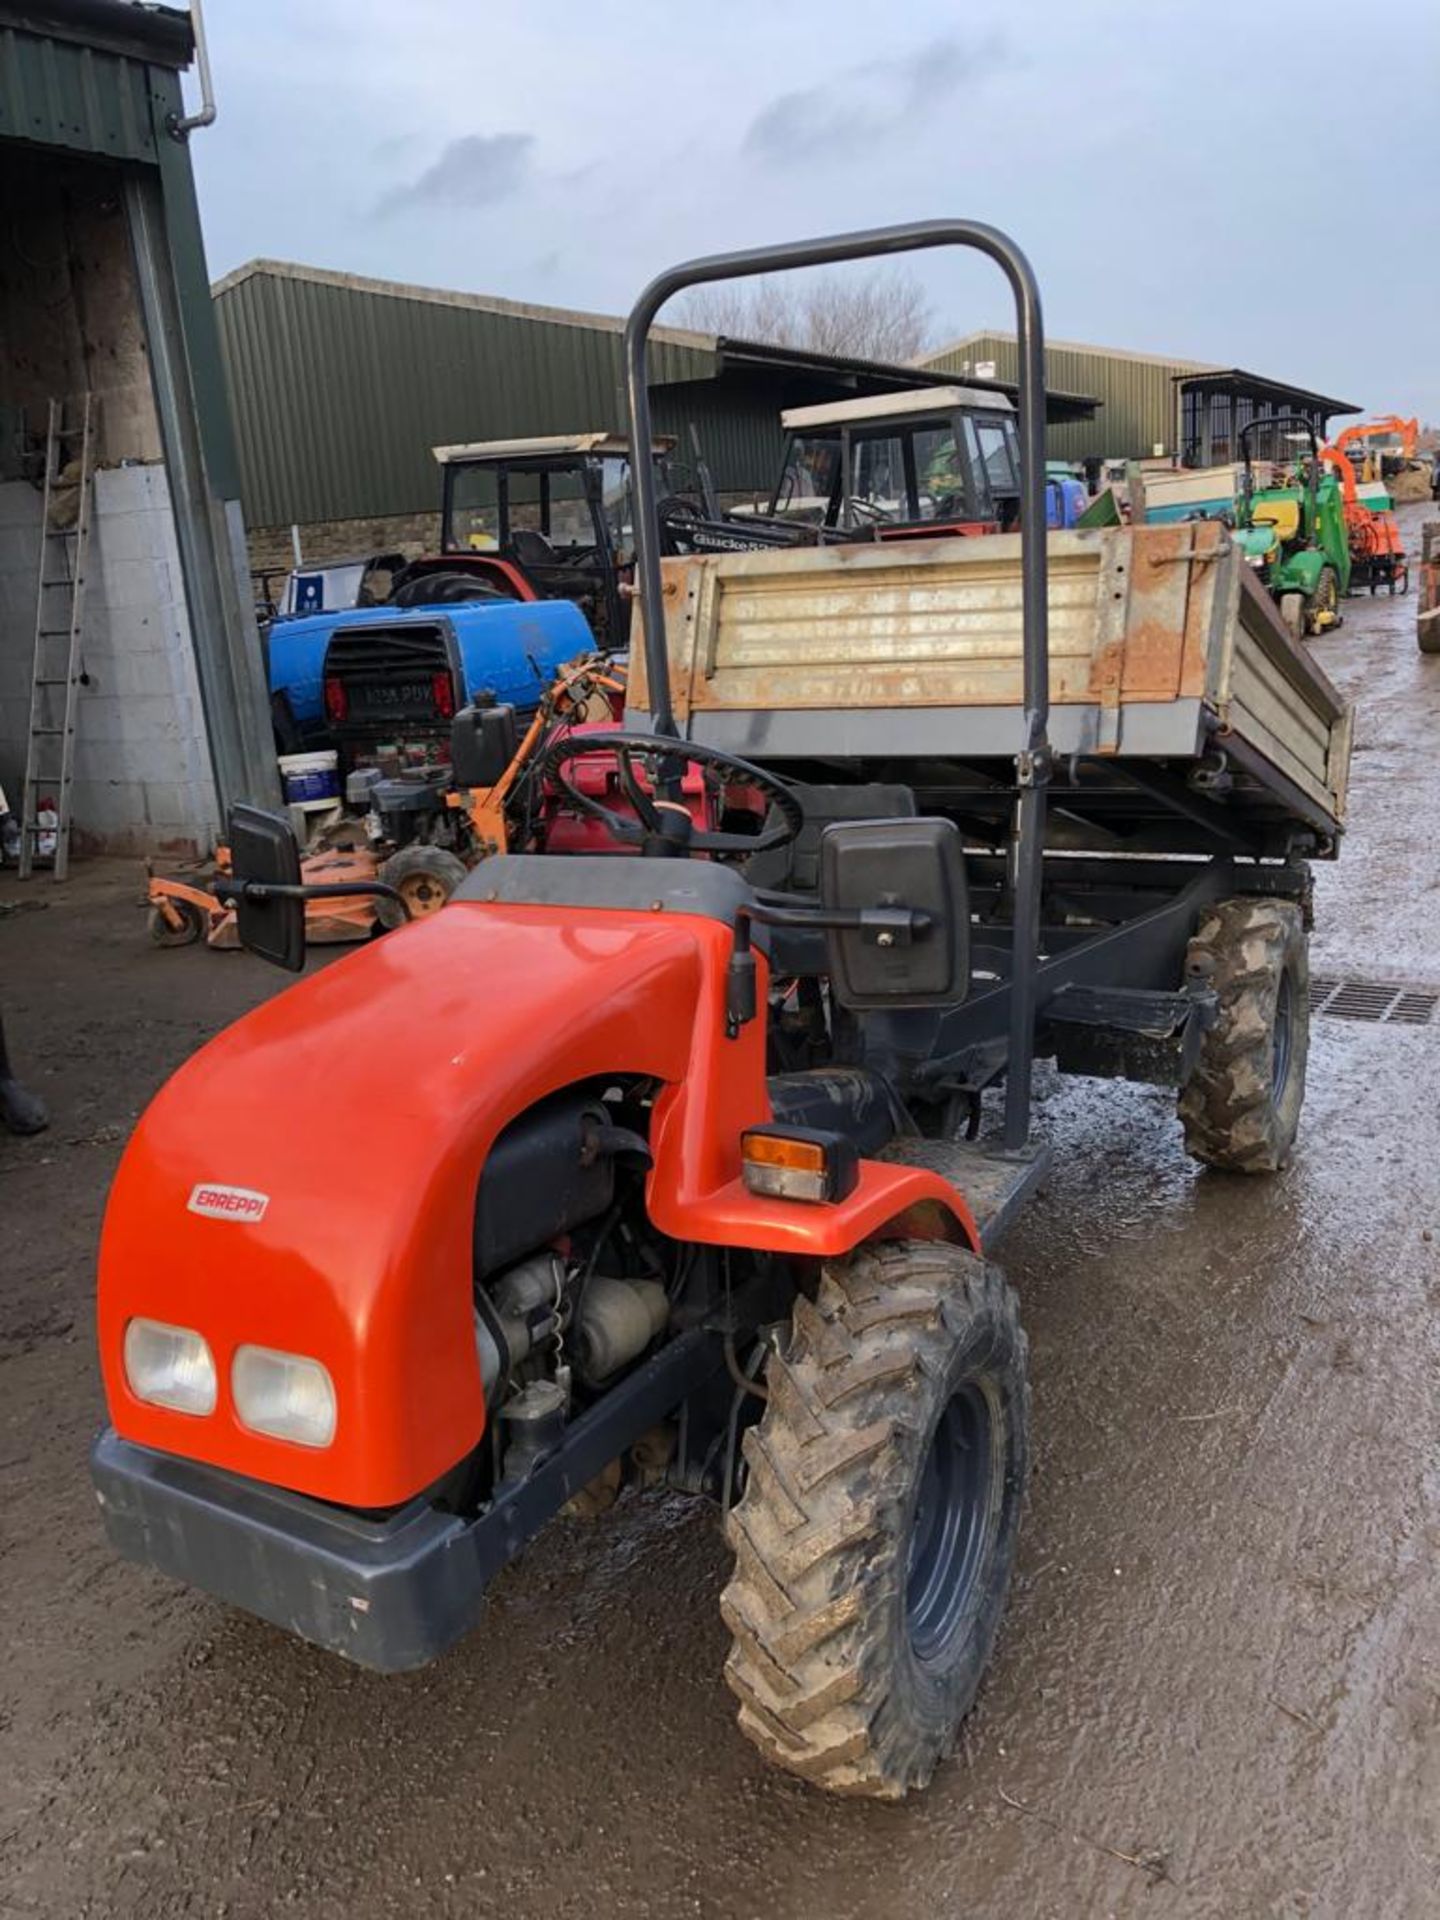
[
  {"left": 215, "top": 267, "right": 728, "bottom": 529},
  {"left": 925, "top": 334, "right": 1199, "bottom": 462},
  {"left": 0, "top": 22, "right": 164, "bottom": 162}
]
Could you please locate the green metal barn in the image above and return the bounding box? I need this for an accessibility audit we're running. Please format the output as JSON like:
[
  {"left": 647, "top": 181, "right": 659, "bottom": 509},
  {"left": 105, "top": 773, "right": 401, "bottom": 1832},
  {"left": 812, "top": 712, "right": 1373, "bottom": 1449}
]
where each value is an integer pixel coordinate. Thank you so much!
[{"left": 213, "top": 261, "right": 1099, "bottom": 574}]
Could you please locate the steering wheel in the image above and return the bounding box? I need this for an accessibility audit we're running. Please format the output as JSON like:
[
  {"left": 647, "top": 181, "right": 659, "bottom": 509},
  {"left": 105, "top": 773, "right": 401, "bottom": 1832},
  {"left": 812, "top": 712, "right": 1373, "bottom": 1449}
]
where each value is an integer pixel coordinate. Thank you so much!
[
  {"left": 846, "top": 496, "right": 894, "bottom": 524},
  {"left": 542, "top": 731, "right": 804, "bottom": 857}
]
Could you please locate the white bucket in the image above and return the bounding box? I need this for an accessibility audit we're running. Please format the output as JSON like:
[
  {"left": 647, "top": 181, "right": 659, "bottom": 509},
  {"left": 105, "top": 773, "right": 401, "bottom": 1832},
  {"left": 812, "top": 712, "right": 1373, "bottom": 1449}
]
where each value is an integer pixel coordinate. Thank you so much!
[{"left": 278, "top": 750, "right": 340, "bottom": 807}]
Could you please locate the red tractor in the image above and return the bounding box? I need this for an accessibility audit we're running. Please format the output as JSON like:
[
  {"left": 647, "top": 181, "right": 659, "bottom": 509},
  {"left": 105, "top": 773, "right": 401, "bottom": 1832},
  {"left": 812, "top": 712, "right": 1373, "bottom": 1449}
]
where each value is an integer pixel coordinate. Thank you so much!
[{"left": 90, "top": 222, "right": 1342, "bottom": 1798}]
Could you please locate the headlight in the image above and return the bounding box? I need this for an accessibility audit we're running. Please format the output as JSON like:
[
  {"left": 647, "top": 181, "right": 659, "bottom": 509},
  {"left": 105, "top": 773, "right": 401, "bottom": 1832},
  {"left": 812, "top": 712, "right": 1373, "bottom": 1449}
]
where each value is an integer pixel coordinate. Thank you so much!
[
  {"left": 232, "top": 1346, "right": 336, "bottom": 1448},
  {"left": 124, "top": 1318, "right": 217, "bottom": 1415}
]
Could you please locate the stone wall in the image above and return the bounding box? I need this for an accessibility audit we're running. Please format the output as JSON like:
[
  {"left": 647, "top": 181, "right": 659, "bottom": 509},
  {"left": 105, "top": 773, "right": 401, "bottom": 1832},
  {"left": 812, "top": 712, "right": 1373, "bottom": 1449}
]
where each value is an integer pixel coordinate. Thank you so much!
[{"left": 247, "top": 511, "right": 442, "bottom": 584}]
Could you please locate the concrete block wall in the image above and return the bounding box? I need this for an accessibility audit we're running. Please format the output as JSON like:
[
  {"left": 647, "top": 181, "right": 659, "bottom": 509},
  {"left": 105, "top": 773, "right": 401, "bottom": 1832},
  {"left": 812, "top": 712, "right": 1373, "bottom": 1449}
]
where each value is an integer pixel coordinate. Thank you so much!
[{"left": 0, "top": 467, "right": 220, "bottom": 857}]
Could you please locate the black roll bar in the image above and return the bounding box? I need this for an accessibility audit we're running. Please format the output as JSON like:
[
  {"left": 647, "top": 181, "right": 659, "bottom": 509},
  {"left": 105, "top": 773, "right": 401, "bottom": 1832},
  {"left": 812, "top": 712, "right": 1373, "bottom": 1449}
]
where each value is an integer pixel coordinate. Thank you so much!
[{"left": 622, "top": 220, "right": 1051, "bottom": 1150}]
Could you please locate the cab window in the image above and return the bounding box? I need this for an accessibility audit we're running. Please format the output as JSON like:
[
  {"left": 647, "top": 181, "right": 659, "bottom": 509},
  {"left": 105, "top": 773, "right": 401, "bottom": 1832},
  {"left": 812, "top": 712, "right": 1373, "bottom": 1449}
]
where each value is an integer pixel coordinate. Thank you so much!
[
  {"left": 594, "top": 456, "right": 631, "bottom": 546},
  {"left": 771, "top": 435, "right": 842, "bottom": 521},
  {"left": 546, "top": 467, "right": 595, "bottom": 547},
  {"left": 974, "top": 417, "right": 1019, "bottom": 496},
  {"left": 446, "top": 463, "right": 502, "bottom": 551},
  {"left": 913, "top": 426, "right": 967, "bottom": 518},
  {"left": 848, "top": 432, "right": 910, "bottom": 521}
]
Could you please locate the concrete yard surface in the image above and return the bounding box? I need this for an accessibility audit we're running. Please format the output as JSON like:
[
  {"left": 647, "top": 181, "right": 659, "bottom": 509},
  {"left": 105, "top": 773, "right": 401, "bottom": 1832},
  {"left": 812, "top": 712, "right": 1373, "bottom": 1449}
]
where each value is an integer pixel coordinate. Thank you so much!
[{"left": 2, "top": 506, "right": 1438, "bottom": 1919}]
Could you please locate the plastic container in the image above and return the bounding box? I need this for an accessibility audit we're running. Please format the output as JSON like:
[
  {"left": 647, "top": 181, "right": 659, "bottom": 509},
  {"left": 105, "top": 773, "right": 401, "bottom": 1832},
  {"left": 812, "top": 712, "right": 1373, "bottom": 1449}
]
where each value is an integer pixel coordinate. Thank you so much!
[{"left": 278, "top": 750, "right": 340, "bottom": 807}]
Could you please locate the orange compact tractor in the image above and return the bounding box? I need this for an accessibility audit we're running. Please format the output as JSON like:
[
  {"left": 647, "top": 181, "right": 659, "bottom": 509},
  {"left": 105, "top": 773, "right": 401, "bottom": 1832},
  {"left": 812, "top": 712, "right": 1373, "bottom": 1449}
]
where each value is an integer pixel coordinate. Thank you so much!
[{"left": 91, "top": 223, "right": 1352, "bottom": 1799}]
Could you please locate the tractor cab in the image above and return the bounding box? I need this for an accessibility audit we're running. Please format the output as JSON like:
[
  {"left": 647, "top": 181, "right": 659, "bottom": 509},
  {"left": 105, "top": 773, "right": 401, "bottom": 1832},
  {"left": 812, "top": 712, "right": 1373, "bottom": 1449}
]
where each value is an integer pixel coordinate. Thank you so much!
[
  {"left": 766, "top": 385, "right": 1026, "bottom": 539},
  {"left": 1235, "top": 415, "right": 1351, "bottom": 639},
  {"left": 416, "top": 433, "right": 674, "bottom": 647}
]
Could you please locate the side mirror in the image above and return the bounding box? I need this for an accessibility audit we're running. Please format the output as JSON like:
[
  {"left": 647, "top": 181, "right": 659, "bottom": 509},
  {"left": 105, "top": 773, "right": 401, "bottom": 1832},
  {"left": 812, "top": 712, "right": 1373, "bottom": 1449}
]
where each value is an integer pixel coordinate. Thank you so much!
[
  {"left": 819, "top": 818, "right": 970, "bottom": 1009},
  {"left": 451, "top": 703, "right": 517, "bottom": 788},
  {"left": 228, "top": 805, "right": 305, "bottom": 972}
]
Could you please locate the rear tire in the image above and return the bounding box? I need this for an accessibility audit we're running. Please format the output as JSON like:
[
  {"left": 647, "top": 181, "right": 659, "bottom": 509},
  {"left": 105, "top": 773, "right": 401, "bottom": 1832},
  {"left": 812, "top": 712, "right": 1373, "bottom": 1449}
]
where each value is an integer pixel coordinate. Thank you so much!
[
  {"left": 722, "top": 1241, "right": 1029, "bottom": 1799},
  {"left": 1178, "top": 897, "right": 1309, "bottom": 1172},
  {"left": 375, "top": 845, "right": 468, "bottom": 927}
]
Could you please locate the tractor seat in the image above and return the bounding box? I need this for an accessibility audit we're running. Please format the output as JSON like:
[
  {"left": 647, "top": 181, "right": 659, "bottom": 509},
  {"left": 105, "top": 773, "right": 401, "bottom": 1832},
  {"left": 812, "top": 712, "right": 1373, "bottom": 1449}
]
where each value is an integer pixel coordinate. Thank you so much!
[
  {"left": 1251, "top": 497, "right": 1302, "bottom": 544},
  {"left": 746, "top": 782, "right": 917, "bottom": 976},
  {"left": 746, "top": 782, "right": 917, "bottom": 894}
]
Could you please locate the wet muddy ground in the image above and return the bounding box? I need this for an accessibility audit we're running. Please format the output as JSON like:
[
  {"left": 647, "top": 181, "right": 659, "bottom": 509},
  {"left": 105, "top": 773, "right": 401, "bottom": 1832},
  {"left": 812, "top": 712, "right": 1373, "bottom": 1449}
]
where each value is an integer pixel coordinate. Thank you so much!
[{"left": 2, "top": 505, "right": 1437, "bottom": 1918}]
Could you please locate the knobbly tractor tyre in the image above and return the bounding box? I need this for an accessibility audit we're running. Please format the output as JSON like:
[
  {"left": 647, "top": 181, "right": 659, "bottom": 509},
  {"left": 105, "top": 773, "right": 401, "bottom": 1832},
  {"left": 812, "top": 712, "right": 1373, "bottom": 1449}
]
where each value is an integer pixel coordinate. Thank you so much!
[
  {"left": 374, "top": 845, "right": 469, "bottom": 928},
  {"left": 1178, "top": 896, "right": 1309, "bottom": 1172},
  {"left": 721, "top": 1239, "right": 1030, "bottom": 1799}
]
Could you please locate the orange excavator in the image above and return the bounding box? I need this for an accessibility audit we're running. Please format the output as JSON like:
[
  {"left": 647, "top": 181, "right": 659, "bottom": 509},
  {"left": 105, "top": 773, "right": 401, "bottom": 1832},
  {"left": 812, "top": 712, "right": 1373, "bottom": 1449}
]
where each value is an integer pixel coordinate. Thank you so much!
[
  {"left": 1331, "top": 416, "right": 1419, "bottom": 484},
  {"left": 1320, "top": 443, "right": 1409, "bottom": 595}
]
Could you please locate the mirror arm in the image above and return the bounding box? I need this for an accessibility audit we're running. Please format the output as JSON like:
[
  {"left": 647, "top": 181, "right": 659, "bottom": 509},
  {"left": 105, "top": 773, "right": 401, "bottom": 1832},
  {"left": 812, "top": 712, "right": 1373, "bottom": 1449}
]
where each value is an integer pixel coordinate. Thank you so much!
[
  {"left": 215, "top": 876, "right": 413, "bottom": 922},
  {"left": 725, "top": 900, "right": 931, "bottom": 1038}
]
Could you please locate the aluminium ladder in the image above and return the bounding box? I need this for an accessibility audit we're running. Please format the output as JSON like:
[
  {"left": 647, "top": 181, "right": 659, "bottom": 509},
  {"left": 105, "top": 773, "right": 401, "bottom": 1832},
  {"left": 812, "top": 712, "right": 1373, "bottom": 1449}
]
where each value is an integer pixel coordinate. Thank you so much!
[{"left": 19, "top": 394, "right": 95, "bottom": 881}]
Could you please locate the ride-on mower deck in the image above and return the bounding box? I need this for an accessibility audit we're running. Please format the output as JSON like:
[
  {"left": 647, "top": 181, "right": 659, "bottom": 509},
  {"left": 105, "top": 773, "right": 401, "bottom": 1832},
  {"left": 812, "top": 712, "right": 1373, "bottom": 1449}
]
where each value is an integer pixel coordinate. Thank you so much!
[{"left": 90, "top": 221, "right": 1351, "bottom": 1800}]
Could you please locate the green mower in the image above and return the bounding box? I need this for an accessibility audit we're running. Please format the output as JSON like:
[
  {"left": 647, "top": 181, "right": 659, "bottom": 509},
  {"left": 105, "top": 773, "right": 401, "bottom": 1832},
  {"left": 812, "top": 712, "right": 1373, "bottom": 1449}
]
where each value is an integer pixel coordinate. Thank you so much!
[{"left": 1234, "top": 415, "right": 1350, "bottom": 640}]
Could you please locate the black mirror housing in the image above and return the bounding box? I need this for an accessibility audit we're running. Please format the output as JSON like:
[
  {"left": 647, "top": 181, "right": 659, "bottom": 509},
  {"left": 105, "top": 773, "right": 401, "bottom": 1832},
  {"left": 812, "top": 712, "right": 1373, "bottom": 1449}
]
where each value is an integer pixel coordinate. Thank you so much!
[
  {"left": 820, "top": 818, "right": 970, "bottom": 1009},
  {"left": 451, "top": 703, "right": 517, "bottom": 789},
  {"left": 228, "top": 805, "right": 305, "bottom": 972}
]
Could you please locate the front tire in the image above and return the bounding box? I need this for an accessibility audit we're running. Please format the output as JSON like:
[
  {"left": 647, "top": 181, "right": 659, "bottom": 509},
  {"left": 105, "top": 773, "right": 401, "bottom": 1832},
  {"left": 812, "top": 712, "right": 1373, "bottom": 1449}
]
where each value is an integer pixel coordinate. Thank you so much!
[
  {"left": 722, "top": 1241, "right": 1029, "bottom": 1798},
  {"left": 1307, "top": 564, "right": 1341, "bottom": 634},
  {"left": 1178, "top": 897, "right": 1309, "bottom": 1171}
]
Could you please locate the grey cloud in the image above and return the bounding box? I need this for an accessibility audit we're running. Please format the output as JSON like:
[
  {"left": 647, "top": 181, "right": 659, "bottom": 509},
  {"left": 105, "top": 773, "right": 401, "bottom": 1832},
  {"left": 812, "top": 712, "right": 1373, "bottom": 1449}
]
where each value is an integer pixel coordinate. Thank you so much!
[
  {"left": 744, "top": 34, "right": 1007, "bottom": 165},
  {"left": 375, "top": 132, "right": 534, "bottom": 217}
]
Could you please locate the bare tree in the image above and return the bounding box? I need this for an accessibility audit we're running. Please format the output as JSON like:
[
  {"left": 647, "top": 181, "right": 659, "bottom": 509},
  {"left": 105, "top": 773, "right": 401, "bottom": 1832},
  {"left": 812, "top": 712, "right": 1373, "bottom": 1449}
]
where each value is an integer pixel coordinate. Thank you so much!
[{"left": 675, "top": 267, "right": 933, "bottom": 364}]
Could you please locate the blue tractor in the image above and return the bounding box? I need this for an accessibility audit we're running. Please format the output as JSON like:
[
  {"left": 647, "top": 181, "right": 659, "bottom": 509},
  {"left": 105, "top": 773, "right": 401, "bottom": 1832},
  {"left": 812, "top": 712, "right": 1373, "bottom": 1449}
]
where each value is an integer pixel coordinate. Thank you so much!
[{"left": 267, "top": 597, "right": 592, "bottom": 762}]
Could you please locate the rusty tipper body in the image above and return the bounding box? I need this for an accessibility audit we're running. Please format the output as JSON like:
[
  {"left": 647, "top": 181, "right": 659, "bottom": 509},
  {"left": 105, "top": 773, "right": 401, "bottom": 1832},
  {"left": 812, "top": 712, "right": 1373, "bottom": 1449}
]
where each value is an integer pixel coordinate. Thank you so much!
[{"left": 92, "top": 220, "right": 1351, "bottom": 1801}]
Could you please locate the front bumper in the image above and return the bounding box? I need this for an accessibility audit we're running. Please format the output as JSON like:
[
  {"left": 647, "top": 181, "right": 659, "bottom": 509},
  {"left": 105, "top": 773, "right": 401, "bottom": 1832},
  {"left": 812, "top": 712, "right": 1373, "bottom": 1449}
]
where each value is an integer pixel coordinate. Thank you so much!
[
  {"left": 90, "top": 1322, "right": 726, "bottom": 1671},
  {"left": 91, "top": 1428, "right": 482, "bottom": 1670}
]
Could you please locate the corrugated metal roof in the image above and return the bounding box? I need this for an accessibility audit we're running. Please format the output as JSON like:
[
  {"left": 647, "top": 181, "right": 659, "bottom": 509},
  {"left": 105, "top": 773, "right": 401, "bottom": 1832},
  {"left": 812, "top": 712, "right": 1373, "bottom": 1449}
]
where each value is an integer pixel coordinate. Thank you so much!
[
  {"left": 211, "top": 258, "right": 719, "bottom": 353},
  {"left": 1174, "top": 368, "right": 1361, "bottom": 416},
  {"left": 0, "top": 19, "right": 161, "bottom": 160},
  {"left": 0, "top": 1, "right": 193, "bottom": 67},
  {"left": 925, "top": 327, "right": 1214, "bottom": 374}
]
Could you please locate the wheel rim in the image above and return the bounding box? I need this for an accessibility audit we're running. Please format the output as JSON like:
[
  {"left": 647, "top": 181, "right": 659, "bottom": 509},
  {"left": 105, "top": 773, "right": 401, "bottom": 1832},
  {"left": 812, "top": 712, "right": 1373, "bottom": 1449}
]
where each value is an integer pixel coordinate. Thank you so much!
[
  {"left": 1272, "top": 968, "right": 1294, "bottom": 1098},
  {"left": 400, "top": 874, "right": 451, "bottom": 916},
  {"left": 906, "top": 1382, "right": 1000, "bottom": 1665}
]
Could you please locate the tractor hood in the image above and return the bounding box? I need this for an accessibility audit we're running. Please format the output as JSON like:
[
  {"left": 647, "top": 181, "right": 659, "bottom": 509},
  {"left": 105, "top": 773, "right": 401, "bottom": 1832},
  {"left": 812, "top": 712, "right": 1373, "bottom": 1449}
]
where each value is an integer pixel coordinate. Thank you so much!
[{"left": 97, "top": 899, "right": 756, "bottom": 1507}]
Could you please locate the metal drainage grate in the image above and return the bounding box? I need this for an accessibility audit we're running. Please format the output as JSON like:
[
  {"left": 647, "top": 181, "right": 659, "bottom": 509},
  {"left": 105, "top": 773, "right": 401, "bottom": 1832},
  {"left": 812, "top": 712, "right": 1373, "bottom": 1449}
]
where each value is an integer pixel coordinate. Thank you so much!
[{"left": 1310, "top": 976, "right": 1440, "bottom": 1026}]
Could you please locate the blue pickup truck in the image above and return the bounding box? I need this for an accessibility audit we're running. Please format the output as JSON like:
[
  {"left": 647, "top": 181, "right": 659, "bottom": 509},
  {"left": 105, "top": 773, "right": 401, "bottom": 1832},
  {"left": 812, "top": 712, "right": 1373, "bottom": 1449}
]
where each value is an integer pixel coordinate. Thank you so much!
[{"left": 268, "top": 597, "right": 594, "bottom": 758}]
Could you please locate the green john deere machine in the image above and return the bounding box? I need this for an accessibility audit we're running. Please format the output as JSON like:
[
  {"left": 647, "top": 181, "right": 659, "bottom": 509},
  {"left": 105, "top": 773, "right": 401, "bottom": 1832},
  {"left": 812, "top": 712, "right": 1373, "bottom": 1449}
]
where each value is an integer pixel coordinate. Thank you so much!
[{"left": 1234, "top": 415, "right": 1350, "bottom": 640}]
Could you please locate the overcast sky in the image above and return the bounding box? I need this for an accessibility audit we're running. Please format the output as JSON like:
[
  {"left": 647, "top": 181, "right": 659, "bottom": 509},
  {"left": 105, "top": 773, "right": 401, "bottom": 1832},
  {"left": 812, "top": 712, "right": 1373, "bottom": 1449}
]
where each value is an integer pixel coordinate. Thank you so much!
[{"left": 192, "top": 0, "right": 1439, "bottom": 423}]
